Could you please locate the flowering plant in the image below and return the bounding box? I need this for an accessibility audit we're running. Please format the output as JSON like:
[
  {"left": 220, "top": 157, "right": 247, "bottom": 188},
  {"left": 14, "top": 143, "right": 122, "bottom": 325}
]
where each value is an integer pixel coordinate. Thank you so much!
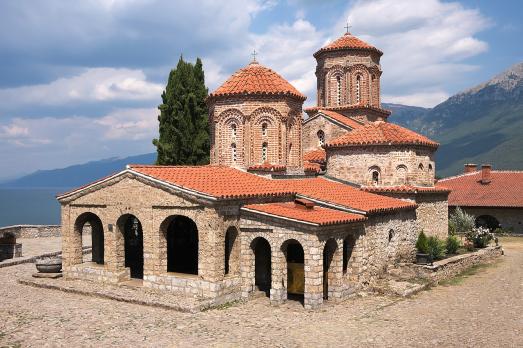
[{"left": 465, "top": 226, "right": 493, "bottom": 248}]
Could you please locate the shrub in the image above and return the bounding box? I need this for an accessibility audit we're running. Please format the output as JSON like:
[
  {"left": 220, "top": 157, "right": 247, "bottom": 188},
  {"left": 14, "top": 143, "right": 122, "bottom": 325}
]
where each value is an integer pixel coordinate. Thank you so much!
[
  {"left": 446, "top": 235, "right": 461, "bottom": 254},
  {"left": 427, "top": 236, "right": 446, "bottom": 260},
  {"left": 449, "top": 207, "right": 475, "bottom": 235},
  {"left": 416, "top": 230, "right": 429, "bottom": 254},
  {"left": 465, "top": 226, "right": 493, "bottom": 248}
]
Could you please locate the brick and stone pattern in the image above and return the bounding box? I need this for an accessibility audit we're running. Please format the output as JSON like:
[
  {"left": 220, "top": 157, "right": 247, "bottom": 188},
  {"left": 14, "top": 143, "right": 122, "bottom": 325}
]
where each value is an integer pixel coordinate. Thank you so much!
[
  {"left": 0, "top": 225, "right": 61, "bottom": 239},
  {"left": 452, "top": 207, "right": 523, "bottom": 234},
  {"left": 302, "top": 116, "right": 350, "bottom": 153},
  {"left": 326, "top": 145, "right": 436, "bottom": 187},
  {"left": 208, "top": 95, "right": 304, "bottom": 170},
  {"left": 315, "top": 50, "right": 382, "bottom": 109}
]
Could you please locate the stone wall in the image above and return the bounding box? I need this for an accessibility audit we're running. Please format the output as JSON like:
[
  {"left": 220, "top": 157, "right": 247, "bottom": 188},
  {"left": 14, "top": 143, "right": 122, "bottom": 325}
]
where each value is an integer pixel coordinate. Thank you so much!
[
  {"left": 208, "top": 95, "right": 304, "bottom": 170},
  {"left": 326, "top": 145, "right": 436, "bottom": 186},
  {"left": 302, "top": 115, "right": 350, "bottom": 152},
  {"left": 452, "top": 207, "right": 523, "bottom": 234},
  {"left": 0, "top": 225, "right": 61, "bottom": 239},
  {"left": 407, "top": 246, "right": 503, "bottom": 283}
]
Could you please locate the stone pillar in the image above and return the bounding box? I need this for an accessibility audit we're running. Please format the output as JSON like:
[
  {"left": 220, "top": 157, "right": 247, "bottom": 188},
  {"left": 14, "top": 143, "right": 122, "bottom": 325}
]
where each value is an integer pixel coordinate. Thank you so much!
[
  {"left": 61, "top": 206, "right": 83, "bottom": 268},
  {"left": 327, "top": 238, "right": 344, "bottom": 301},
  {"left": 240, "top": 236, "right": 255, "bottom": 299},
  {"left": 270, "top": 247, "right": 286, "bottom": 305},
  {"left": 304, "top": 243, "right": 323, "bottom": 309}
]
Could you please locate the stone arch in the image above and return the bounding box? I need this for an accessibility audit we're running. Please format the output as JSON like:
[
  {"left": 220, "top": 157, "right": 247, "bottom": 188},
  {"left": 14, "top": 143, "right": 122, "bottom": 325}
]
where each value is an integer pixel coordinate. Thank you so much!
[
  {"left": 250, "top": 108, "right": 280, "bottom": 164},
  {"left": 74, "top": 212, "right": 104, "bottom": 265},
  {"left": 250, "top": 237, "right": 272, "bottom": 296},
  {"left": 343, "top": 234, "right": 356, "bottom": 275},
  {"left": 160, "top": 215, "right": 198, "bottom": 275},
  {"left": 396, "top": 164, "right": 408, "bottom": 185},
  {"left": 286, "top": 113, "right": 302, "bottom": 167},
  {"left": 369, "top": 165, "right": 381, "bottom": 186},
  {"left": 217, "top": 109, "right": 245, "bottom": 166},
  {"left": 225, "top": 226, "right": 239, "bottom": 276},
  {"left": 349, "top": 65, "right": 369, "bottom": 104},
  {"left": 282, "top": 239, "right": 305, "bottom": 302},
  {"left": 216, "top": 108, "right": 244, "bottom": 124},
  {"left": 326, "top": 66, "right": 345, "bottom": 106},
  {"left": 323, "top": 238, "right": 338, "bottom": 300},
  {"left": 475, "top": 215, "right": 500, "bottom": 231},
  {"left": 117, "top": 214, "right": 144, "bottom": 279}
]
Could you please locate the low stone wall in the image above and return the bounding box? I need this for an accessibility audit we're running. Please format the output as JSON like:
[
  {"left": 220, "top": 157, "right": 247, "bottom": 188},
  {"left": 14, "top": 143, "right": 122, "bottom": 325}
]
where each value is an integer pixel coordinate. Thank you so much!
[
  {"left": 0, "top": 243, "right": 22, "bottom": 261},
  {"left": 0, "top": 225, "right": 61, "bottom": 239},
  {"left": 409, "top": 246, "right": 503, "bottom": 283}
]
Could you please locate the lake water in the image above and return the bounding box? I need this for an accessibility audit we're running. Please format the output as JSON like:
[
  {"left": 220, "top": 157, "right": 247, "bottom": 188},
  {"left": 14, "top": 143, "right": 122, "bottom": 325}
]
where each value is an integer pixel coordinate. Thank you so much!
[{"left": 0, "top": 188, "right": 70, "bottom": 226}]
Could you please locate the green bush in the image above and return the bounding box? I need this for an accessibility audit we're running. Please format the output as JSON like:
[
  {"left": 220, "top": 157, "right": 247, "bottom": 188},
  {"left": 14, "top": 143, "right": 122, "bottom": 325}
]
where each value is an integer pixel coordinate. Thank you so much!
[
  {"left": 416, "top": 230, "right": 429, "bottom": 254},
  {"left": 466, "top": 227, "right": 493, "bottom": 248},
  {"left": 427, "top": 236, "right": 446, "bottom": 260},
  {"left": 446, "top": 235, "right": 460, "bottom": 254},
  {"left": 449, "top": 207, "right": 475, "bottom": 234}
]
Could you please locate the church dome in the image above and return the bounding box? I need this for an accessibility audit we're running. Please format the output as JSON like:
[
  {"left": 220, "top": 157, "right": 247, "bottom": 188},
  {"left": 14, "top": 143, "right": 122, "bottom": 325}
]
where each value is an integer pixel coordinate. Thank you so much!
[
  {"left": 208, "top": 61, "right": 306, "bottom": 101},
  {"left": 314, "top": 33, "right": 383, "bottom": 57}
]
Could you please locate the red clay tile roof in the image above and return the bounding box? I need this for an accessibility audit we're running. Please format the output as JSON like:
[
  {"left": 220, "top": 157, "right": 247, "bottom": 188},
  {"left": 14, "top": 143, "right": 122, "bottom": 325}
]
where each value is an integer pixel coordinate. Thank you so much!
[
  {"left": 314, "top": 33, "right": 383, "bottom": 57},
  {"left": 303, "top": 149, "right": 326, "bottom": 164},
  {"left": 325, "top": 121, "right": 439, "bottom": 149},
  {"left": 208, "top": 61, "right": 306, "bottom": 101},
  {"left": 243, "top": 202, "right": 366, "bottom": 226},
  {"left": 304, "top": 105, "right": 391, "bottom": 117},
  {"left": 280, "top": 177, "right": 417, "bottom": 214},
  {"left": 437, "top": 171, "right": 523, "bottom": 207},
  {"left": 303, "top": 161, "right": 322, "bottom": 173},
  {"left": 130, "top": 165, "right": 293, "bottom": 200},
  {"left": 362, "top": 185, "right": 451, "bottom": 194},
  {"left": 305, "top": 109, "right": 363, "bottom": 130}
]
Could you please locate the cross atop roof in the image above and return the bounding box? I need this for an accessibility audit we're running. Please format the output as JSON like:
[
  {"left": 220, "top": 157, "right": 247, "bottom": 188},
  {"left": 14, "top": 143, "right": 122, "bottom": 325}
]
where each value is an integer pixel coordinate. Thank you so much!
[
  {"left": 251, "top": 49, "right": 257, "bottom": 62},
  {"left": 344, "top": 22, "right": 352, "bottom": 34}
]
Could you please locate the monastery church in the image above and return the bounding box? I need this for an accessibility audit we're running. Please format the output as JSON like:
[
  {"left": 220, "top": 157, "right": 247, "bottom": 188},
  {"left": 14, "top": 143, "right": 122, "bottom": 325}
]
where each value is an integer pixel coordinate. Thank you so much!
[{"left": 57, "top": 31, "right": 449, "bottom": 309}]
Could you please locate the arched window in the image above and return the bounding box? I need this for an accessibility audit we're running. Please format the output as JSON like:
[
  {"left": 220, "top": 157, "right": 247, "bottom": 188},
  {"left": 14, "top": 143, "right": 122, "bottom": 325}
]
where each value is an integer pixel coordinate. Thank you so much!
[
  {"left": 396, "top": 165, "right": 408, "bottom": 184},
  {"left": 317, "top": 130, "right": 325, "bottom": 147},
  {"left": 356, "top": 75, "right": 361, "bottom": 104},
  {"left": 372, "top": 171, "right": 379, "bottom": 185},
  {"left": 418, "top": 163, "right": 424, "bottom": 171},
  {"left": 336, "top": 75, "right": 342, "bottom": 105},
  {"left": 370, "top": 74, "right": 375, "bottom": 104},
  {"left": 262, "top": 142, "right": 268, "bottom": 161},
  {"left": 388, "top": 229, "right": 395, "bottom": 244},
  {"left": 231, "top": 124, "right": 237, "bottom": 138},
  {"left": 231, "top": 143, "right": 237, "bottom": 163},
  {"left": 428, "top": 163, "right": 433, "bottom": 171},
  {"left": 262, "top": 122, "right": 268, "bottom": 137},
  {"left": 288, "top": 143, "right": 292, "bottom": 158}
]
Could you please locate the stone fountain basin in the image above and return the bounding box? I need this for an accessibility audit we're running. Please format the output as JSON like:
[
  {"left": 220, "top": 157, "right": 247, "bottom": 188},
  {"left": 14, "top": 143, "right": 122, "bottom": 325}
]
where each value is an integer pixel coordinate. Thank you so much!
[{"left": 36, "top": 256, "right": 62, "bottom": 273}]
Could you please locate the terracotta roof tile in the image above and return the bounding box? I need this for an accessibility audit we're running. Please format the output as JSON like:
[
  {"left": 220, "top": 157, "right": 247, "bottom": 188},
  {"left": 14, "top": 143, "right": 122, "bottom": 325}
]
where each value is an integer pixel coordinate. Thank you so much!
[
  {"left": 280, "top": 177, "right": 417, "bottom": 214},
  {"left": 305, "top": 109, "right": 364, "bottom": 130},
  {"left": 303, "top": 161, "right": 322, "bottom": 173},
  {"left": 362, "top": 185, "right": 451, "bottom": 194},
  {"left": 303, "top": 149, "right": 326, "bottom": 164},
  {"left": 130, "top": 165, "right": 293, "bottom": 200},
  {"left": 209, "top": 61, "right": 306, "bottom": 101},
  {"left": 243, "top": 202, "right": 366, "bottom": 226},
  {"left": 247, "top": 163, "right": 286, "bottom": 172},
  {"left": 325, "top": 121, "right": 439, "bottom": 149},
  {"left": 437, "top": 171, "right": 523, "bottom": 207},
  {"left": 314, "top": 33, "right": 383, "bottom": 57}
]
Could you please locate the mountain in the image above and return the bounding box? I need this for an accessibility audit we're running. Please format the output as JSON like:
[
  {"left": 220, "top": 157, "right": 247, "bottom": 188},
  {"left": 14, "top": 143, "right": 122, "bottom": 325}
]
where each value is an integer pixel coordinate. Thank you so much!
[
  {"left": 387, "top": 62, "right": 523, "bottom": 177},
  {"left": 2, "top": 153, "right": 156, "bottom": 188}
]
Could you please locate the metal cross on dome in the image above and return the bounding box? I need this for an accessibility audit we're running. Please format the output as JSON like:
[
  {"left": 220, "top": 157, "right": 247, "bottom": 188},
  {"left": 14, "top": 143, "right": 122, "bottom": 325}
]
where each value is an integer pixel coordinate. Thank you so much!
[
  {"left": 345, "top": 22, "right": 352, "bottom": 34},
  {"left": 251, "top": 49, "right": 257, "bottom": 62}
]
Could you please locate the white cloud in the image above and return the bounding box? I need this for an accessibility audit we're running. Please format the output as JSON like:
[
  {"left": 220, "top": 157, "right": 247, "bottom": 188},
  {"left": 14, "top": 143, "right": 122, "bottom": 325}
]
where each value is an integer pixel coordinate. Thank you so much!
[
  {"left": 382, "top": 91, "right": 450, "bottom": 108},
  {"left": 0, "top": 68, "right": 163, "bottom": 108}
]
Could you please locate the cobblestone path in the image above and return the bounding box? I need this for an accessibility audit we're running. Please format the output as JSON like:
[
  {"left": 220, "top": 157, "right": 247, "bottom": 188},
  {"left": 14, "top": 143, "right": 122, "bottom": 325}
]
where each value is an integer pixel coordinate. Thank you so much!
[{"left": 0, "top": 237, "right": 521, "bottom": 347}]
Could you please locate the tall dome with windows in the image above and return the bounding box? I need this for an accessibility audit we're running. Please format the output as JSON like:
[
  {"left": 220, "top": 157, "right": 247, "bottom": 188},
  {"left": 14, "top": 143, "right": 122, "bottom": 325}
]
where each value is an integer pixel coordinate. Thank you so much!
[{"left": 207, "top": 61, "right": 306, "bottom": 173}]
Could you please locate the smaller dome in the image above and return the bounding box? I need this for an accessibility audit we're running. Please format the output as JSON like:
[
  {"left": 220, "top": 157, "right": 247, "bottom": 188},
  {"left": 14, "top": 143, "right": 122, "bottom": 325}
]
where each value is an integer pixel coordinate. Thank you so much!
[
  {"left": 314, "top": 33, "right": 383, "bottom": 57},
  {"left": 209, "top": 61, "right": 306, "bottom": 101}
]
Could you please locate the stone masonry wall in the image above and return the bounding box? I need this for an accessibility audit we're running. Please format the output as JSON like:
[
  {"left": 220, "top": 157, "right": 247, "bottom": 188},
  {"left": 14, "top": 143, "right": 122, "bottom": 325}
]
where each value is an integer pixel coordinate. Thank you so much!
[
  {"left": 453, "top": 207, "right": 523, "bottom": 234},
  {"left": 302, "top": 116, "right": 350, "bottom": 153},
  {"left": 209, "top": 95, "right": 304, "bottom": 170},
  {"left": 0, "top": 225, "right": 61, "bottom": 239},
  {"left": 326, "top": 145, "right": 436, "bottom": 186}
]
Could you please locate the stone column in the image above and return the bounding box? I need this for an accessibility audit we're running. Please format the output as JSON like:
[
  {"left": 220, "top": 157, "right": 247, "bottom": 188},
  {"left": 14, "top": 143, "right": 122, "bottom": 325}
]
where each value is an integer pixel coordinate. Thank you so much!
[
  {"left": 327, "top": 238, "right": 344, "bottom": 301},
  {"left": 61, "top": 205, "right": 83, "bottom": 268},
  {"left": 270, "top": 247, "right": 286, "bottom": 305},
  {"left": 304, "top": 242, "right": 323, "bottom": 309}
]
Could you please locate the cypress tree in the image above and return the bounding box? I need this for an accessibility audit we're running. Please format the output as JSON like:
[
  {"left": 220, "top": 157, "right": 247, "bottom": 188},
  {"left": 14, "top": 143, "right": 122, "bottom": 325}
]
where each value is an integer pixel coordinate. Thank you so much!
[{"left": 153, "top": 56, "right": 210, "bottom": 165}]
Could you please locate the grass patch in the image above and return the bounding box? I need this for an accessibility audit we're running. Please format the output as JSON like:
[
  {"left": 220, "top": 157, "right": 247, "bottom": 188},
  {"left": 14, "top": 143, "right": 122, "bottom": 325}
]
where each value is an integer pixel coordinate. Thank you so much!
[{"left": 439, "top": 261, "right": 500, "bottom": 287}]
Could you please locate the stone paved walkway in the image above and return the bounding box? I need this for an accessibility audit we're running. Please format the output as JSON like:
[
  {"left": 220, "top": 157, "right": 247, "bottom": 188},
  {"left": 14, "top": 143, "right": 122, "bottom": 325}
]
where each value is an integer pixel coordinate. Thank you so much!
[{"left": 0, "top": 237, "right": 521, "bottom": 347}]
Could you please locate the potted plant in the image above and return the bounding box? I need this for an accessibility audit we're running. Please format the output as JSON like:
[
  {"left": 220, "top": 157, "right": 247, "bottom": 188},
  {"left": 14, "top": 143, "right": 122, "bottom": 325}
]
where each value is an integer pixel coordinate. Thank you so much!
[{"left": 415, "top": 230, "right": 431, "bottom": 264}]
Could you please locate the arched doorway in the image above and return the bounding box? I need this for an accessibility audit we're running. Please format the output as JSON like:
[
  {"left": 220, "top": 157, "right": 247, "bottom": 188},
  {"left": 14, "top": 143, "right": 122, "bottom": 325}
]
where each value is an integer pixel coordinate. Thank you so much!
[
  {"left": 475, "top": 215, "right": 500, "bottom": 231},
  {"left": 323, "top": 239, "right": 337, "bottom": 300},
  {"left": 343, "top": 235, "right": 356, "bottom": 275},
  {"left": 74, "top": 212, "right": 104, "bottom": 265},
  {"left": 225, "top": 227, "right": 238, "bottom": 275},
  {"left": 284, "top": 240, "right": 304, "bottom": 302},
  {"left": 119, "top": 215, "right": 143, "bottom": 279},
  {"left": 164, "top": 215, "right": 198, "bottom": 275},
  {"left": 251, "top": 237, "right": 271, "bottom": 296}
]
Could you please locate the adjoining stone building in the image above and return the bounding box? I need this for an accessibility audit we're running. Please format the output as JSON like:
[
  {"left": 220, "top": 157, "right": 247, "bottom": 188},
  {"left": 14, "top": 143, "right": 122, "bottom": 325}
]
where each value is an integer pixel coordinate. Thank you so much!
[
  {"left": 58, "top": 31, "right": 448, "bottom": 309},
  {"left": 437, "top": 164, "right": 523, "bottom": 233}
]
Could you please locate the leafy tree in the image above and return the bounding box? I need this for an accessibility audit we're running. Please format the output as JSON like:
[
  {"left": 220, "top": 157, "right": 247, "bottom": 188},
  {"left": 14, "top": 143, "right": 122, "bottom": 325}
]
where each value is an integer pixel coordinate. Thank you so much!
[
  {"left": 449, "top": 207, "right": 475, "bottom": 235},
  {"left": 153, "top": 56, "right": 209, "bottom": 165}
]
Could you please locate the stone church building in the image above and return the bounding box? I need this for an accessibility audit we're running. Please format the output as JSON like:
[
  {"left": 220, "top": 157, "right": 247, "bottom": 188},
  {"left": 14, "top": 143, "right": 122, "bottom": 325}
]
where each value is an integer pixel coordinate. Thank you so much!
[{"left": 58, "top": 32, "right": 449, "bottom": 309}]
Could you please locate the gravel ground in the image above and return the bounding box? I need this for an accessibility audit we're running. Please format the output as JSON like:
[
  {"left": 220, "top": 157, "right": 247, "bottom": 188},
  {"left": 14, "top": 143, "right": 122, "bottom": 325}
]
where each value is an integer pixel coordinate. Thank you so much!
[{"left": 0, "top": 237, "right": 521, "bottom": 347}]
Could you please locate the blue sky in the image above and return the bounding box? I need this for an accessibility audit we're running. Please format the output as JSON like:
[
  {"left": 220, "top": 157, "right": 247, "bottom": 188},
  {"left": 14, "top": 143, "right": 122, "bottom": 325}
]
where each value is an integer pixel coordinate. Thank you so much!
[{"left": 0, "top": 0, "right": 522, "bottom": 180}]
